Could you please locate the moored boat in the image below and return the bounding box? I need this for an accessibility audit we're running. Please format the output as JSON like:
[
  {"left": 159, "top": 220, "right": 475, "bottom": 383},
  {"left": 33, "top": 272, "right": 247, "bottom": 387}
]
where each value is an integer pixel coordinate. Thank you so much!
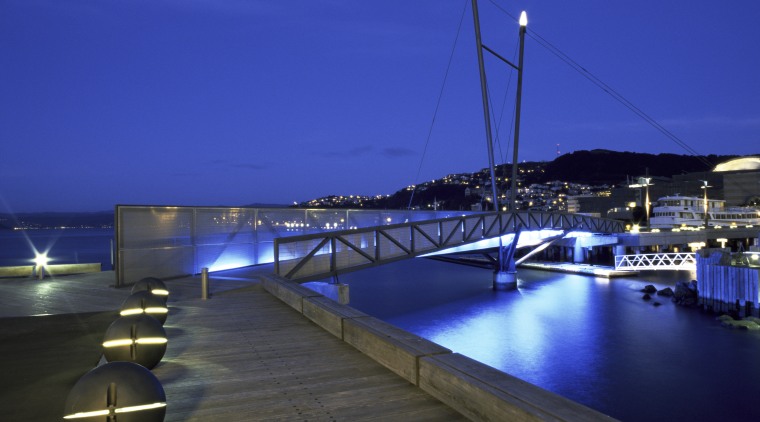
[{"left": 649, "top": 195, "right": 760, "bottom": 228}]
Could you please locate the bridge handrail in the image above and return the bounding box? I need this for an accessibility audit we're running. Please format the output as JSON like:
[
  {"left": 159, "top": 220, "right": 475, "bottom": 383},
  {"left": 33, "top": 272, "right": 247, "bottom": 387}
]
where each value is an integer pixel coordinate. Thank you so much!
[
  {"left": 276, "top": 211, "right": 625, "bottom": 282},
  {"left": 614, "top": 252, "right": 697, "bottom": 270}
]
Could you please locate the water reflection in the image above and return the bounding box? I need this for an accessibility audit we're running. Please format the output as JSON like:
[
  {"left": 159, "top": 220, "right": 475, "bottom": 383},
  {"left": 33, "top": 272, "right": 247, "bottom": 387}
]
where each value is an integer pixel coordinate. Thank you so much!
[{"left": 340, "top": 258, "right": 760, "bottom": 421}]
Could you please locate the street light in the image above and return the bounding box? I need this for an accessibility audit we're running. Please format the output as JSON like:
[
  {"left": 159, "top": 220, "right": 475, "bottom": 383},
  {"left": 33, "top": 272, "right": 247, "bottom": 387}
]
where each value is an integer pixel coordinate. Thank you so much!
[
  {"left": 509, "top": 10, "right": 527, "bottom": 214},
  {"left": 628, "top": 175, "right": 653, "bottom": 227},
  {"left": 643, "top": 177, "right": 652, "bottom": 225},
  {"left": 701, "top": 180, "right": 711, "bottom": 228},
  {"left": 34, "top": 252, "right": 49, "bottom": 280}
]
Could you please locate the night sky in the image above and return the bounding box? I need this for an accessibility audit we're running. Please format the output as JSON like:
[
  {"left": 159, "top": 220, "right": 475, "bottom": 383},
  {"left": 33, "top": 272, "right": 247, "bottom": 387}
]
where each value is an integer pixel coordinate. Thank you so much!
[{"left": 2, "top": 0, "right": 759, "bottom": 212}]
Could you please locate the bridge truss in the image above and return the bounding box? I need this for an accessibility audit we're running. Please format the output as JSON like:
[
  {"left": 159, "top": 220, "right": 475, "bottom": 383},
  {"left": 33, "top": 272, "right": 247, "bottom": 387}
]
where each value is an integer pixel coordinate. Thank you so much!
[{"left": 275, "top": 211, "right": 625, "bottom": 282}]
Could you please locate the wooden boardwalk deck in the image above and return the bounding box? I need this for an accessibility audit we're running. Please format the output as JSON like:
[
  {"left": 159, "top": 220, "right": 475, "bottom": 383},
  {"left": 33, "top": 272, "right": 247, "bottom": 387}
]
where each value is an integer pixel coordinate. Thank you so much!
[
  {"left": 157, "top": 282, "right": 465, "bottom": 421},
  {"left": 0, "top": 268, "right": 466, "bottom": 421}
]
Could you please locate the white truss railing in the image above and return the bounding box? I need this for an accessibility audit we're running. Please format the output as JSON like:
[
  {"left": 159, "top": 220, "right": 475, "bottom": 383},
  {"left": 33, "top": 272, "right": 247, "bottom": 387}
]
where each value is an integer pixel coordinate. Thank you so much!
[{"left": 614, "top": 253, "right": 696, "bottom": 271}]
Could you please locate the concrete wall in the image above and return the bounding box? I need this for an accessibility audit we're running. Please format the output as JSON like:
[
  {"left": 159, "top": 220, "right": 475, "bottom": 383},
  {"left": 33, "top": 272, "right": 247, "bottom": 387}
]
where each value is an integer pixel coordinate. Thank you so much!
[
  {"left": 0, "top": 266, "right": 34, "bottom": 278},
  {"left": 723, "top": 172, "right": 760, "bottom": 206},
  {"left": 0, "top": 263, "right": 101, "bottom": 278},
  {"left": 260, "top": 274, "right": 617, "bottom": 422},
  {"left": 697, "top": 250, "right": 760, "bottom": 315}
]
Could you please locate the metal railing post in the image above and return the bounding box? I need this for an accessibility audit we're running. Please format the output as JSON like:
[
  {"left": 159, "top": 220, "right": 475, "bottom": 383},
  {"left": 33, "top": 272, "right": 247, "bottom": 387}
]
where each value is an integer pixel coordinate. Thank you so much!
[
  {"left": 201, "top": 267, "right": 209, "bottom": 300},
  {"left": 274, "top": 238, "right": 280, "bottom": 276}
]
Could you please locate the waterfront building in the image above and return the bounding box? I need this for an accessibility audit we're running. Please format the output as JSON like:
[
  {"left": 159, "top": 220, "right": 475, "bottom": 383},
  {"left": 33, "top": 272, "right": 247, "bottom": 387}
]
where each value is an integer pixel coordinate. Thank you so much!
[{"left": 586, "top": 156, "right": 760, "bottom": 222}]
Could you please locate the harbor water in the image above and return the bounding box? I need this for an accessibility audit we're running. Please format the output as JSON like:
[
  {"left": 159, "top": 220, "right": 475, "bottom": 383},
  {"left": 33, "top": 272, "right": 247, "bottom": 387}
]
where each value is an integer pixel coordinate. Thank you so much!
[
  {"left": 339, "top": 258, "right": 760, "bottom": 421},
  {"left": 0, "top": 228, "right": 114, "bottom": 269}
]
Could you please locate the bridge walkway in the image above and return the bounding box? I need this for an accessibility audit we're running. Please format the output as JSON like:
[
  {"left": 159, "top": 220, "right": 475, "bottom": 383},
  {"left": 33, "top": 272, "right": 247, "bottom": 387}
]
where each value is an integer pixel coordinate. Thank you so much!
[{"left": 276, "top": 211, "right": 625, "bottom": 282}]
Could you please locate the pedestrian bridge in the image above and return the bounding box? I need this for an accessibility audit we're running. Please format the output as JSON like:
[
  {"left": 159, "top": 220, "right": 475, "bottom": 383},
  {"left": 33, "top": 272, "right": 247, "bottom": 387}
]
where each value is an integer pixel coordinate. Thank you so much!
[
  {"left": 614, "top": 253, "right": 696, "bottom": 271},
  {"left": 113, "top": 205, "right": 625, "bottom": 285},
  {"left": 275, "top": 211, "right": 625, "bottom": 282}
]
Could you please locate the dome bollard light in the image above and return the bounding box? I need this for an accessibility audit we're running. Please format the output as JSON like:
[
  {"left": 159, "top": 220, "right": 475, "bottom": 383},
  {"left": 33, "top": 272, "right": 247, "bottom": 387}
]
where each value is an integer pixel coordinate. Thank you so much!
[
  {"left": 120, "top": 291, "right": 169, "bottom": 325},
  {"left": 102, "top": 314, "right": 168, "bottom": 369},
  {"left": 131, "top": 277, "right": 169, "bottom": 304},
  {"left": 63, "top": 361, "right": 166, "bottom": 421}
]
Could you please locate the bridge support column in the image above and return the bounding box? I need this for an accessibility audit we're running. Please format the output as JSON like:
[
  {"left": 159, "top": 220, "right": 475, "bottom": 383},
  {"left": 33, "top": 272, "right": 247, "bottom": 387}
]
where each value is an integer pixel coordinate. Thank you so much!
[
  {"left": 493, "top": 230, "right": 520, "bottom": 291},
  {"left": 573, "top": 243, "right": 585, "bottom": 263},
  {"left": 493, "top": 270, "right": 517, "bottom": 291},
  {"left": 614, "top": 245, "right": 626, "bottom": 256}
]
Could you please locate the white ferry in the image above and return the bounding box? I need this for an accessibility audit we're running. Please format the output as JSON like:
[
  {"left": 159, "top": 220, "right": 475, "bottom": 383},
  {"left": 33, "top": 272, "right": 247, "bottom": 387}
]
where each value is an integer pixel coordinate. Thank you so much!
[{"left": 649, "top": 196, "right": 760, "bottom": 228}]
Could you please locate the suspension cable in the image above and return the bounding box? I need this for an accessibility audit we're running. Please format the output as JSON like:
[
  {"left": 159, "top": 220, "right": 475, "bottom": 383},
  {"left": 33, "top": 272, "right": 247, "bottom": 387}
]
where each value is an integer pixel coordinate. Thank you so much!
[
  {"left": 486, "top": 0, "right": 714, "bottom": 168},
  {"left": 491, "top": 36, "right": 520, "bottom": 165},
  {"left": 407, "top": 0, "right": 469, "bottom": 210}
]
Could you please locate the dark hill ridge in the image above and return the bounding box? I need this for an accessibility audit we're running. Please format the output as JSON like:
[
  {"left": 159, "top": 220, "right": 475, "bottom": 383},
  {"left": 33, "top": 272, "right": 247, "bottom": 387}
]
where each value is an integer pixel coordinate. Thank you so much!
[{"left": 543, "top": 150, "right": 741, "bottom": 184}]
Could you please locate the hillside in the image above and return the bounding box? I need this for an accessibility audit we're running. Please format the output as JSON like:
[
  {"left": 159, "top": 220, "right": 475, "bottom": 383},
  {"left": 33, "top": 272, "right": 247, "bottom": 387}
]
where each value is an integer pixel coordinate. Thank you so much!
[
  {"left": 542, "top": 150, "right": 738, "bottom": 184},
  {"left": 300, "top": 150, "right": 756, "bottom": 210}
]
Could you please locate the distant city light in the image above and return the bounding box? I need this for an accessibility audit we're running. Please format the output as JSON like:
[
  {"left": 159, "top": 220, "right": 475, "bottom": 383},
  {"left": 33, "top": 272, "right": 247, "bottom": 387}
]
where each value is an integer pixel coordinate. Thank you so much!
[{"left": 688, "top": 242, "right": 706, "bottom": 250}]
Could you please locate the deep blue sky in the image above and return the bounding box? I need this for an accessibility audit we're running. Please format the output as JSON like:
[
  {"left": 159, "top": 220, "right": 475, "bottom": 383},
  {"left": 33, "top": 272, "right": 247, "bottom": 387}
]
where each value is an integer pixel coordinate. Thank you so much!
[{"left": 2, "top": 0, "right": 759, "bottom": 212}]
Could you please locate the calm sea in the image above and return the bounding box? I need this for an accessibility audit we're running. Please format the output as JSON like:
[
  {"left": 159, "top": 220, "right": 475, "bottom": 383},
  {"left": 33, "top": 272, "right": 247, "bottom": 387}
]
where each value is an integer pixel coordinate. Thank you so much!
[
  {"left": 338, "top": 258, "right": 760, "bottom": 421},
  {"left": 0, "top": 228, "right": 114, "bottom": 269}
]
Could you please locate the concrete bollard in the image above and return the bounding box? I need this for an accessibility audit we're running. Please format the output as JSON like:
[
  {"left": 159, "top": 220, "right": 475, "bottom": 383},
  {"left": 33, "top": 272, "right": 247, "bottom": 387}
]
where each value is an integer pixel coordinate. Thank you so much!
[{"left": 201, "top": 267, "right": 209, "bottom": 300}]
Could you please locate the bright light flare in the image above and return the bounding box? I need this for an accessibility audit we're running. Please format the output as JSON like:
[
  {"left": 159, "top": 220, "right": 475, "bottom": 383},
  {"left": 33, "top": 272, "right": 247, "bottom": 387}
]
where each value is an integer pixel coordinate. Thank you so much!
[
  {"left": 63, "top": 402, "right": 166, "bottom": 419},
  {"left": 102, "top": 339, "right": 134, "bottom": 348},
  {"left": 144, "top": 307, "right": 168, "bottom": 314},
  {"left": 103, "top": 337, "right": 168, "bottom": 348},
  {"left": 119, "top": 307, "right": 168, "bottom": 317},
  {"left": 115, "top": 403, "right": 167, "bottom": 413},
  {"left": 136, "top": 337, "right": 168, "bottom": 345},
  {"left": 564, "top": 230, "right": 593, "bottom": 238},
  {"left": 64, "top": 409, "right": 110, "bottom": 419},
  {"left": 34, "top": 253, "right": 49, "bottom": 267},
  {"left": 519, "top": 11, "right": 528, "bottom": 26}
]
